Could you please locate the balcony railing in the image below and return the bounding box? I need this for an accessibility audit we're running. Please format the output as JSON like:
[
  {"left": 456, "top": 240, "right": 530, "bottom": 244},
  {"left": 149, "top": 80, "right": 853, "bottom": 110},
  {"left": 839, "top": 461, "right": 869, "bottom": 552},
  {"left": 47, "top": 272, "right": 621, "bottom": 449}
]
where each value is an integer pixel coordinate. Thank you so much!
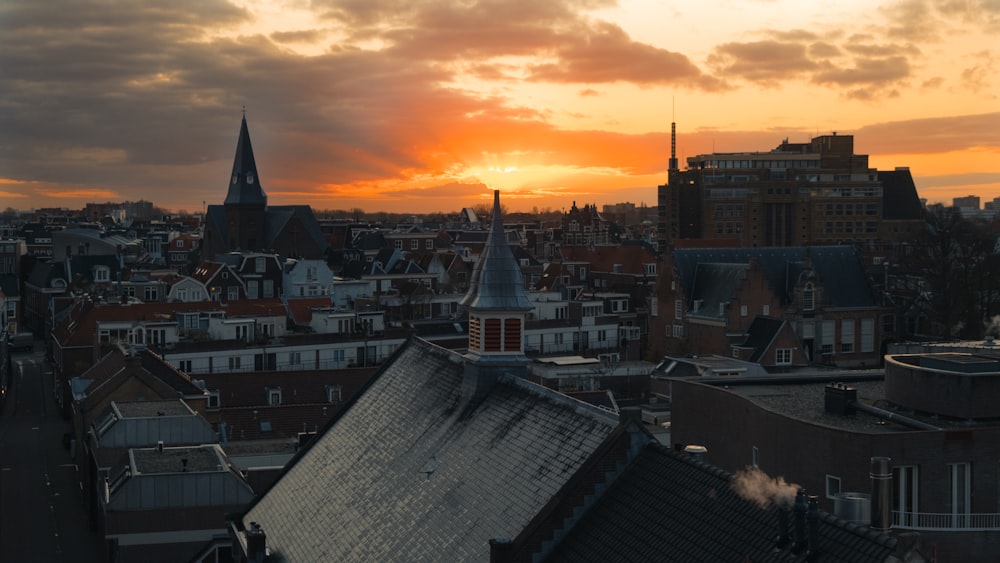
[{"left": 893, "top": 511, "right": 1000, "bottom": 531}]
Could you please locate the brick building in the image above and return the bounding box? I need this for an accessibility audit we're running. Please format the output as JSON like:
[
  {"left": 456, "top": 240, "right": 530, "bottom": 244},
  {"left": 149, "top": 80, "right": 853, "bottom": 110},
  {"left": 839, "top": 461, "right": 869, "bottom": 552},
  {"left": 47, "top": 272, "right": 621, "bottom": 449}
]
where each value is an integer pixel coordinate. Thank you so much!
[{"left": 657, "top": 133, "right": 924, "bottom": 257}]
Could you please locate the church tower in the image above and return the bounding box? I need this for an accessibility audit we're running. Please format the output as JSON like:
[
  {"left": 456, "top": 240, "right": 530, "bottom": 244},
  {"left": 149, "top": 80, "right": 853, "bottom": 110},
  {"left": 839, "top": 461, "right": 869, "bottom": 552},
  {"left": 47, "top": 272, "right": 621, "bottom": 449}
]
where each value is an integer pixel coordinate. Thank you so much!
[
  {"left": 460, "top": 190, "right": 533, "bottom": 375},
  {"left": 223, "top": 114, "right": 268, "bottom": 252}
]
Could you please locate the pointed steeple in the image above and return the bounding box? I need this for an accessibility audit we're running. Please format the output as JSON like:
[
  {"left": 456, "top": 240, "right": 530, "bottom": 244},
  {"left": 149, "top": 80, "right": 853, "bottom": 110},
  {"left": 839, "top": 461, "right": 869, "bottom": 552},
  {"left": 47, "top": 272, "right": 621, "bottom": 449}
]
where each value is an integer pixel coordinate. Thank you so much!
[
  {"left": 224, "top": 114, "right": 268, "bottom": 206},
  {"left": 461, "top": 191, "right": 532, "bottom": 368},
  {"left": 461, "top": 190, "right": 533, "bottom": 312}
]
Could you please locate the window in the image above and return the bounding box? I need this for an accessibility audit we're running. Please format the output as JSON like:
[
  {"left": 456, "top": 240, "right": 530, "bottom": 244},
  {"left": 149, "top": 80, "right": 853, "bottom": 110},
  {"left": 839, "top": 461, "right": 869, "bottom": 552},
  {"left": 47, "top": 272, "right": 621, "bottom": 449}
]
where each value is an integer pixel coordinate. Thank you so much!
[
  {"left": 425, "top": 239, "right": 434, "bottom": 249},
  {"left": 674, "top": 300, "right": 683, "bottom": 320},
  {"left": 841, "top": 319, "right": 855, "bottom": 353},
  {"left": 144, "top": 286, "right": 158, "bottom": 301},
  {"left": 255, "top": 256, "right": 266, "bottom": 273},
  {"left": 775, "top": 348, "right": 792, "bottom": 365},
  {"left": 289, "top": 351, "right": 301, "bottom": 366},
  {"left": 644, "top": 263, "right": 656, "bottom": 275},
  {"left": 326, "top": 384, "right": 342, "bottom": 404},
  {"left": 803, "top": 282, "right": 815, "bottom": 311},
  {"left": 861, "top": 318, "right": 875, "bottom": 353},
  {"left": 229, "top": 356, "right": 241, "bottom": 370},
  {"left": 411, "top": 239, "right": 419, "bottom": 250},
  {"left": 752, "top": 446, "right": 759, "bottom": 467},
  {"left": 597, "top": 330, "right": 607, "bottom": 342},
  {"left": 94, "top": 266, "right": 110, "bottom": 282},
  {"left": 267, "top": 387, "right": 282, "bottom": 406},
  {"left": 227, "top": 286, "right": 239, "bottom": 301},
  {"left": 821, "top": 320, "right": 835, "bottom": 355},
  {"left": 762, "top": 304, "right": 770, "bottom": 316},
  {"left": 263, "top": 280, "right": 274, "bottom": 298},
  {"left": 740, "top": 305, "right": 748, "bottom": 317},
  {"left": 893, "top": 465, "right": 919, "bottom": 527},
  {"left": 333, "top": 349, "right": 345, "bottom": 362},
  {"left": 554, "top": 332, "right": 564, "bottom": 345},
  {"left": 247, "top": 280, "right": 258, "bottom": 299},
  {"left": 207, "top": 391, "right": 220, "bottom": 410},
  {"left": 947, "top": 463, "right": 970, "bottom": 526},
  {"left": 176, "top": 239, "right": 184, "bottom": 248},
  {"left": 825, "top": 475, "right": 842, "bottom": 499},
  {"left": 235, "top": 324, "right": 250, "bottom": 342},
  {"left": 178, "top": 359, "right": 192, "bottom": 372},
  {"left": 672, "top": 325, "right": 683, "bottom": 338},
  {"left": 177, "top": 288, "right": 188, "bottom": 301},
  {"left": 394, "top": 240, "right": 403, "bottom": 250}
]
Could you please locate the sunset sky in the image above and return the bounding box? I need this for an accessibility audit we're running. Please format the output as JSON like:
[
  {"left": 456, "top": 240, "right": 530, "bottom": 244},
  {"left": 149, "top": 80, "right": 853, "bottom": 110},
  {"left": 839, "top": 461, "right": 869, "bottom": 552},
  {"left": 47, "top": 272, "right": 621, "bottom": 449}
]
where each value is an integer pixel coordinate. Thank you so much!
[{"left": 2, "top": 0, "right": 998, "bottom": 214}]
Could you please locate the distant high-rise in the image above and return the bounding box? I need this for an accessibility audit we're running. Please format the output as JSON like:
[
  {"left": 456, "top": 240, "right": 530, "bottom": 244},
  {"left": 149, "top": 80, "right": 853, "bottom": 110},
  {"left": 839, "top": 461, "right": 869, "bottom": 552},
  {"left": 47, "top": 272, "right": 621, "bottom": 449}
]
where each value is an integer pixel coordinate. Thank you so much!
[
  {"left": 202, "top": 115, "right": 328, "bottom": 260},
  {"left": 657, "top": 132, "right": 924, "bottom": 254}
]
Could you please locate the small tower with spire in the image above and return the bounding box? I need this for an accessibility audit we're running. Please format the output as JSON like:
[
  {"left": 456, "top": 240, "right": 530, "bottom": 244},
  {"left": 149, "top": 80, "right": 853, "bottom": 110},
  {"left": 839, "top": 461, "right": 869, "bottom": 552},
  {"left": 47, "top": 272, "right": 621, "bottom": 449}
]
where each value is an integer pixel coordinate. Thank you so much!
[
  {"left": 460, "top": 190, "right": 533, "bottom": 381},
  {"left": 223, "top": 112, "right": 268, "bottom": 251}
]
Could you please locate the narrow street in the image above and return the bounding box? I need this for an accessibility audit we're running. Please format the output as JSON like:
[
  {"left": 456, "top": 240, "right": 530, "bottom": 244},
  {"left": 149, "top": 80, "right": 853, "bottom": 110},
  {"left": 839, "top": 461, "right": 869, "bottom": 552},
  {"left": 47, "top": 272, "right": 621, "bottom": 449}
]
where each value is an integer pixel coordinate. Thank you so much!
[{"left": 0, "top": 346, "right": 105, "bottom": 562}]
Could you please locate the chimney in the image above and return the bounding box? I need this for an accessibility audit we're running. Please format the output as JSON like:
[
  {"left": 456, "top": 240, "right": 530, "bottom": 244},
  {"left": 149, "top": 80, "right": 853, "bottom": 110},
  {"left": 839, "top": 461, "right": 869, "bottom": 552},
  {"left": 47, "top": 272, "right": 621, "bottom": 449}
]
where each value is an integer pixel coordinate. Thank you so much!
[
  {"left": 806, "top": 495, "right": 821, "bottom": 557},
  {"left": 774, "top": 506, "right": 792, "bottom": 549},
  {"left": 792, "top": 489, "right": 809, "bottom": 554},
  {"left": 682, "top": 444, "right": 708, "bottom": 462},
  {"left": 246, "top": 521, "right": 267, "bottom": 563},
  {"left": 870, "top": 456, "right": 892, "bottom": 532},
  {"left": 489, "top": 537, "right": 513, "bottom": 563},
  {"left": 157, "top": 440, "right": 164, "bottom": 453}
]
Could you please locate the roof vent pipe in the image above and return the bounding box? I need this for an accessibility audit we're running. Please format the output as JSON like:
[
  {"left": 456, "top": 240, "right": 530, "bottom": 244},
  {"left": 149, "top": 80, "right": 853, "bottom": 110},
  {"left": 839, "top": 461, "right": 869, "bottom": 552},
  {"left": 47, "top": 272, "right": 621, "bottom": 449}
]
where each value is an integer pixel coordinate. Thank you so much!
[
  {"left": 792, "top": 489, "right": 809, "bottom": 554},
  {"left": 807, "top": 495, "right": 821, "bottom": 556},
  {"left": 870, "top": 456, "right": 892, "bottom": 533}
]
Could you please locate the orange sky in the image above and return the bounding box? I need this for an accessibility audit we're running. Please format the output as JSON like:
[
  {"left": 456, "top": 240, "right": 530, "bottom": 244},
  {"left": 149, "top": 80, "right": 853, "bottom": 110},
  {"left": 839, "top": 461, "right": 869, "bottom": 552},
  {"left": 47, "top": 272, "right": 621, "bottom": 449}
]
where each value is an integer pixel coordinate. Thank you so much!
[{"left": 1, "top": 0, "right": 998, "bottom": 214}]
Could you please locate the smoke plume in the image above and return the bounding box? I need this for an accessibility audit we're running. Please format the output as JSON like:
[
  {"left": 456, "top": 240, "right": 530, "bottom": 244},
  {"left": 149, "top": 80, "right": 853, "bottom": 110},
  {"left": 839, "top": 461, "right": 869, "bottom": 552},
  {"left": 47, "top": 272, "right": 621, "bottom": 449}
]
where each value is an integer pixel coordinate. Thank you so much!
[{"left": 731, "top": 466, "right": 800, "bottom": 510}]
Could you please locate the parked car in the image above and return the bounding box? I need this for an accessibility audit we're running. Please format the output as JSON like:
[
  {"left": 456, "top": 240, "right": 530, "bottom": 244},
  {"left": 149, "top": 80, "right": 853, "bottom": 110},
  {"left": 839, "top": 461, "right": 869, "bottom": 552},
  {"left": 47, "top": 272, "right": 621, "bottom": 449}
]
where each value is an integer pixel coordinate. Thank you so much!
[{"left": 7, "top": 333, "right": 34, "bottom": 352}]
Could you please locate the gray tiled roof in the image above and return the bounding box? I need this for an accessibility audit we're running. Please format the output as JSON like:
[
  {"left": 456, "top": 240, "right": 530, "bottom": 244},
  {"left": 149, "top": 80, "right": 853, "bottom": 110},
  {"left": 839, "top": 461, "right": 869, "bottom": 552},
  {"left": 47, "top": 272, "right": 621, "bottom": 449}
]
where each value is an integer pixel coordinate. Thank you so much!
[
  {"left": 460, "top": 191, "right": 534, "bottom": 311},
  {"left": 240, "top": 336, "right": 619, "bottom": 562},
  {"left": 545, "top": 443, "right": 897, "bottom": 563}
]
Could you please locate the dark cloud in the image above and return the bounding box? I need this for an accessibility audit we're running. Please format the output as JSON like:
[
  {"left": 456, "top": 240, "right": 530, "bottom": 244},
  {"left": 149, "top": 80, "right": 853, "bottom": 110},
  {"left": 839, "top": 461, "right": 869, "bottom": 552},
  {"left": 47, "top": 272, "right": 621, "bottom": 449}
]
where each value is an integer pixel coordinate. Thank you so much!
[{"left": 707, "top": 40, "right": 817, "bottom": 85}]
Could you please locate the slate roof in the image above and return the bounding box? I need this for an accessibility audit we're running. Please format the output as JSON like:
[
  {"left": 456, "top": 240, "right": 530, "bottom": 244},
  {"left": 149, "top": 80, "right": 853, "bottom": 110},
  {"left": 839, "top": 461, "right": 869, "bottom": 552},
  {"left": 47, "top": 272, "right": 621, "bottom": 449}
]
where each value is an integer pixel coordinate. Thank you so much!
[
  {"left": 742, "top": 316, "right": 786, "bottom": 362},
  {"left": 545, "top": 442, "right": 897, "bottom": 563},
  {"left": 673, "top": 246, "right": 875, "bottom": 308},
  {"left": 460, "top": 190, "right": 534, "bottom": 311},
  {"left": 689, "top": 263, "right": 746, "bottom": 317},
  {"left": 238, "top": 336, "right": 620, "bottom": 562},
  {"left": 224, "top": 116, "right": 267, "bottom": 206}
]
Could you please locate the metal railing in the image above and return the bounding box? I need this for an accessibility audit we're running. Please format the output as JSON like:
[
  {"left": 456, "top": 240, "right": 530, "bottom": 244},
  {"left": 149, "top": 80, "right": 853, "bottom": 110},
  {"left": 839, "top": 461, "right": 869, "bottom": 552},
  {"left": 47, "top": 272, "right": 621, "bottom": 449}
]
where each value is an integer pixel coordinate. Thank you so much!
[{"left": 892, "top": 511, "right": 1000, "bottom": 531}]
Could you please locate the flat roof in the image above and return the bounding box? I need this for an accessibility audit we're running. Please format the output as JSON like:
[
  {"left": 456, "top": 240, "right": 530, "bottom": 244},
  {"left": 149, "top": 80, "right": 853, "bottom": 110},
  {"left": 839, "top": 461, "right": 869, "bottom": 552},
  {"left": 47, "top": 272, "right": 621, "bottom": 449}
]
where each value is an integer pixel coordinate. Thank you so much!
[
  {"left": 132, "top": 445, "right": 224, "bottom": 474},
  {"left": 115, "top": 400, "right": 191, "bottom": 418}
]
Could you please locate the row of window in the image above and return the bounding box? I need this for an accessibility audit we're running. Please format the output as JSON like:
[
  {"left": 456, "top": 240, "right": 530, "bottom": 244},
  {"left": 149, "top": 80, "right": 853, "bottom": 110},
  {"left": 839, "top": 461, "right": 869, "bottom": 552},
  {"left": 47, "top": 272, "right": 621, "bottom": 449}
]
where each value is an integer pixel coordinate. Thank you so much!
[
  {"left": 824, "top": 222, "right": 879, "bottom": 234},
  {"left": 393, "top": 239, "right": 436, "bottom": 250},
  {"left": 825, "top": 203, "right": 878, "bottom": 216}
]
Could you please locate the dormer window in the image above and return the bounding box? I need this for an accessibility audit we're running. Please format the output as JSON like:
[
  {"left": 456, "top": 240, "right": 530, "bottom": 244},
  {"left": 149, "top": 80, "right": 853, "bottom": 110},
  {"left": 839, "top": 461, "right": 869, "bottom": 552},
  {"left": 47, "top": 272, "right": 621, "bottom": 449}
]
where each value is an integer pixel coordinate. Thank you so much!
[
  {"left": 803, "top": 282, "right": 815, "bottom": 311},
  {"left": 266, "top": 387, "right": 282, "bottom": 405},
  {"left": 207, "top": 391, "right": 220, "bottom": 410},
  {"left": 94, "top": 266, "right": 110, "bottom": 283}
]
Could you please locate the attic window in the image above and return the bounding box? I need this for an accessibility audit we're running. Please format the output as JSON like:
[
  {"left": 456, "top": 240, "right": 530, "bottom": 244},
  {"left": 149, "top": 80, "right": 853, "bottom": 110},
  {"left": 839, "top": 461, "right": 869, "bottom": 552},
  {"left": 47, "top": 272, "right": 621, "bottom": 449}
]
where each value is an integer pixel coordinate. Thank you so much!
[
  {"left": 207, "top": 391, "right": 220, "bottom": 410},
  {"left": 803, "top": 282, "right": 815, "bottom": 311}
]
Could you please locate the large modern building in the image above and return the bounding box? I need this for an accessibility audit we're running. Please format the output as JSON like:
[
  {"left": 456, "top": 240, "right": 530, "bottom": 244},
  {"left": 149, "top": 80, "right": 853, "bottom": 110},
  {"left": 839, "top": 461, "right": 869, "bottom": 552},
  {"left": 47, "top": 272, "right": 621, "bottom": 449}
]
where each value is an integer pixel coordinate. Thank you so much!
[{"left": 657, "top": 132, "right": 924, "bottom": 256}]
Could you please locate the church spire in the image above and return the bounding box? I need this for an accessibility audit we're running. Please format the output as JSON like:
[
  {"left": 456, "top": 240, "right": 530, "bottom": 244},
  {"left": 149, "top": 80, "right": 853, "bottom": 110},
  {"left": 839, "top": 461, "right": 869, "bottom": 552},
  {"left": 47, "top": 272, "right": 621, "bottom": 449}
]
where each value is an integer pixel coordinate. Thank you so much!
[
  {"left": 461, "top": 191, "right": 532, "bottom": 366},
  {"left": 461, "top": 190, "right": 533, "bottom": 312},
  {"left": 224, "top": 114, "right": 267, "bottom": 206}
]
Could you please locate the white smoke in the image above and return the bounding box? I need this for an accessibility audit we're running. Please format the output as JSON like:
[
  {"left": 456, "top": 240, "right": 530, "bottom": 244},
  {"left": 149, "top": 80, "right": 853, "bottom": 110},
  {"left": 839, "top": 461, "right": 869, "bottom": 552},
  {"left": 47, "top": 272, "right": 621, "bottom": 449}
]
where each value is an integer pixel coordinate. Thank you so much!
[{"left": 731, "top": 465, "right": 800, "bottom": 510}]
